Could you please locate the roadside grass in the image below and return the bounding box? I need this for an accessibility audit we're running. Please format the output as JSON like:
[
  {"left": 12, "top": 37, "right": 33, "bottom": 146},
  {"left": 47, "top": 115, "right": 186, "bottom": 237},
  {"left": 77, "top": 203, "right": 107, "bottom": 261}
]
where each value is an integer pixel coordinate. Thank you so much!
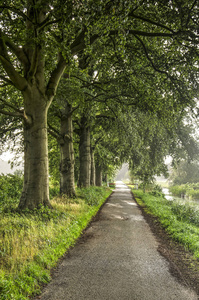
[
  {"left": 132, "top": 189, "right": 199, "bottom": 260},
  {"left": 0, "top": 186, "right": 112, "bottom": 300}
]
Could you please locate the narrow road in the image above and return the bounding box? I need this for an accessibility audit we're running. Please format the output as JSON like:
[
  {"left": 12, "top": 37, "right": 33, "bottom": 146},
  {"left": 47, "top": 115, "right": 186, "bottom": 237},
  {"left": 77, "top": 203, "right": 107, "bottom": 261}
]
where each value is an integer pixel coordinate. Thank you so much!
[{"left": 37, "top": 182, "right": 198, "bottom": 300}]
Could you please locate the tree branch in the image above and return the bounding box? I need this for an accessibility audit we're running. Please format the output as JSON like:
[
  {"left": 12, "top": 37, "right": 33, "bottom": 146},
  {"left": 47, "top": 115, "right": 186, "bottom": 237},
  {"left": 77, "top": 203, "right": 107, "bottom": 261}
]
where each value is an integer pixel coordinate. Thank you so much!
[
  {"left": 46, "top": 53, "right": 67, "bottom": 101},
  {"left": 134, "top": 35, "right": 169, "bottom": 77},
  {"left": 0, "top": 5, "right": 31, "bottom": 22},
  {"left": 70, "top": 33, "right": 86, "bottom": 54},
  {"left": 0, "top": 109, "right": 23, "bottom": 118},
  {"left": 28, "top": 39, "right": 39, "bottom": 79},
  {"left": 0, "top": 30, "right": 28, "bottom": 91},
  {"left": 186, "top": 0, "right": 198, "bottom": 27},
  {"left": 48, "top": 123, "right": 59, "bottom": 139},
  {"left": 0, "top": 126, "right": 22, "bottom": 135},
  {"left": 128, "top": 12, "right": 175, "bottom": 33},
  {"left": 71, "top": 105, "right": 79, "bottom": 115},
  {"left": 110, "top": 29, "right": 176, "bottom": 38},
  {"left": 38, "top": 17, "right": 62, "bottom": 31},
  {"left": 4, "top": 35, "right": 29, "bottom": 66},
  {"left": 71, "top": 30, "right": 99, "bottom": 55},
  {"left": 0, "top": 98, "right": 32, "bottom": 125},
  {"left": 0, "top": 75, "right": 14, "bottom": 86},
  {"left": 0, "top": 98, "right": 22, "bottom": 113}
]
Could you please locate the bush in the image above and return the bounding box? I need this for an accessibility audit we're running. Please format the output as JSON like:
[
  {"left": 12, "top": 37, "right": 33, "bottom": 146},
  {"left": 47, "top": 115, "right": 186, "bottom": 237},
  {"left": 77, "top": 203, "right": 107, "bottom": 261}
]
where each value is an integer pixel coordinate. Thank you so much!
[
  {"left": 77, "top": 186, "right": 109, "bottom": 206},
  {"left": 149, "top": 184, "right": 165, "bottom": 197},
  {"left": 169, "top": 185, "right": 187, "bottom": 197},
  {"left": 0, "top": 173, "right": 23, "bottom": 209},
  {"left": 171, "top": 201, "right": 199, "bottom": 226},
  {"left": 187, "top": 189, "right": 199, "bottom": 200},
  {"left": 169, "top": 183, "right": 199, "bottom": 200}
]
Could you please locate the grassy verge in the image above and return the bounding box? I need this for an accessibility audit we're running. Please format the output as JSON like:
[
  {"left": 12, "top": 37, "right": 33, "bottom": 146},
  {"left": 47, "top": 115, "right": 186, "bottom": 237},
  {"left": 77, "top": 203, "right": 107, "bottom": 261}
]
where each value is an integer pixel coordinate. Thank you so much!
[
  {"left": 0, "top": 186, "right": 112, "bottom": 300},
  {"left": 132, "top": 189, "right": 199, "bottom": 260}
]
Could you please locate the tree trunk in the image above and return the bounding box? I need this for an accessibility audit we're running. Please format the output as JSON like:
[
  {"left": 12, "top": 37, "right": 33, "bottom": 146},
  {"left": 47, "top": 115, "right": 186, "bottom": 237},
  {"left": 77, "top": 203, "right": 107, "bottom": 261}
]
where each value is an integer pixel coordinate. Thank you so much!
[
  {"left": 78, "top": 117, "right": 91, "bottom": 188},
  {"left": 18, "top": 86, "right": 51, "bottom": 210},
  {"left": 103, "top": 173, "right": 108, "bottom": 185},
  {"left": 96, "top": 164, "right": 102, "bottom": 187},
  {"left": 90, "top": 147, "right": 96, "bottom": 186},
  {"left": 59, "top": 102, "right": 76, "bottom": 197}
]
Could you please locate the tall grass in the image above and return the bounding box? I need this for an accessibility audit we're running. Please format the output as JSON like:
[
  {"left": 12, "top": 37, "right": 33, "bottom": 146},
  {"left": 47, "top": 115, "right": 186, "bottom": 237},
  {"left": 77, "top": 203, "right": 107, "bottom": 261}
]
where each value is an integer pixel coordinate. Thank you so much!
[
  {"left": 133, "top": 189, "right": 199, "bottom": 260},
  {"left": 0, "top": 186, "right": 111, "bottom": 300}
]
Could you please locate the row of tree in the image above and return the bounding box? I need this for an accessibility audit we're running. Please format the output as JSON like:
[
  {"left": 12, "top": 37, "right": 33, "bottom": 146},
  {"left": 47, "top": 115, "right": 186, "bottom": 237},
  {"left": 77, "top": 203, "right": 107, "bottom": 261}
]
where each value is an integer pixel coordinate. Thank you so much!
[{"left": 0, "top": 0, "right": 198, "bottom": 210}]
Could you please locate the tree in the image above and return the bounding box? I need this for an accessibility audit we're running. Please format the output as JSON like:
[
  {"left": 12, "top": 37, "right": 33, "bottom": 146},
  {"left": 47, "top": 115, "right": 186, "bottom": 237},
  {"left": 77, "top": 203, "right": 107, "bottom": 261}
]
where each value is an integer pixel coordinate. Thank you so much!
[
  {"left": 47, "top": 75, "right": 83, "bottom": 198},
  {"left": 0, "top": 0, "right": 97, "bottom": 209},
  {"left": 0, "top": 0, "right": 198, "bottom": 209},
  {"left": 170, "top": 161, "right": 199, "bottom": 185},
  {"left": 48, "top": 100, "right": 76, "bottom": 197}
]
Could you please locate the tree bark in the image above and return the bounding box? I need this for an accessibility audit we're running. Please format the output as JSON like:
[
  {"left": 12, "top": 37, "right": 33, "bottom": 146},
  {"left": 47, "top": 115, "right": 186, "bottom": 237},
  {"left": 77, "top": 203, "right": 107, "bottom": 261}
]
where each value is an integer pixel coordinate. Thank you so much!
[
  {"left": 103, "top": 173, "right": 108, "bottom": 185},
  {"left": 96, "top": 164, "right": 102, "bottom": 187},
  {"left": 59, "top": 102, "right": 76, "bottom": 197},
  {"left": 90, "top": 147, "right": 96, "bottom": 186},
  {"left": 78, "top": 116, "right": 91, "bottom": 188},
  {"left": 18, "top": 85, "right": 51, "bottom": 210}
]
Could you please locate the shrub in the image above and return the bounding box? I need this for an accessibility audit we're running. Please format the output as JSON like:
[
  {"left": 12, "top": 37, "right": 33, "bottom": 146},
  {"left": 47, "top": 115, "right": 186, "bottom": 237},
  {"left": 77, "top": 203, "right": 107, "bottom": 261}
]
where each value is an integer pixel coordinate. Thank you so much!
[
  {"left": 0, "top": 173, "right": 23, "bottom": 210},
  {"left": 77, "top": 186, "right": 109, "bottom": 206},
  {"left": 169, "top": 185, "right": 187, "bottom": 197}
]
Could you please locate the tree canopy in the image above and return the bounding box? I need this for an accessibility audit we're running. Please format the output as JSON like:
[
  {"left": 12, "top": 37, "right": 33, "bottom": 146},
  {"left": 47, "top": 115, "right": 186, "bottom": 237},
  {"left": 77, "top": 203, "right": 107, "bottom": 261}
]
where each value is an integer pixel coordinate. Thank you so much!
[{"left": 0, "top": 0, "right": 198, "bottom": 209}]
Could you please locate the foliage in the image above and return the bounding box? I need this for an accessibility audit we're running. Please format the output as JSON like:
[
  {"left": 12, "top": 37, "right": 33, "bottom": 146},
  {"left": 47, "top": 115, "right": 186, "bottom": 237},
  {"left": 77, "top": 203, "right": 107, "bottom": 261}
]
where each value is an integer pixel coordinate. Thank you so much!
[
  {"left": 170, "top": 160, "right": 199, "bottom": 185},
  {"left": 0, "top": 173, "right": 61, "bottom": 210},
  {"left": 77, "top": 186, "right": 110, "bottom": 206},
  {"left": 49, "top": 176, "right": 60, "bottom": 199},
  {"left": 0, "top": 187, "right": 112, "bottom": 300},
  {"left": 171, "top": 201, "right": 199, "bottom": 227},
  {"left": 149, "top": 184, "right": 165, "bottom": 197},
  {"left": 169, "top": 183, "right": 199, "bottom": 200},
  {"left": 169, "top": 184, "right": 187, "bottom": 197},
  {"left": 0, "top": 0, "right": 199, "bottom": 208},
  {"left": 0, "top": 173, "right": 23, "bottom": 210},
  {"left": 133, "top": 189, "right": 199, "bottom": 260}
]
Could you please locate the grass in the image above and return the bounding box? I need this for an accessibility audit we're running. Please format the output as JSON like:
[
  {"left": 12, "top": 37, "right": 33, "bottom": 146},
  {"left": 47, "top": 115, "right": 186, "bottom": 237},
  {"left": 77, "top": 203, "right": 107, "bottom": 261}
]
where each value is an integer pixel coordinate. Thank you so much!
[
  {"left": 0, "top": 186, "right": 112, "bottom": 300},
  {"left": 132, "top": 189, "right": 199, "bottom": 261}
]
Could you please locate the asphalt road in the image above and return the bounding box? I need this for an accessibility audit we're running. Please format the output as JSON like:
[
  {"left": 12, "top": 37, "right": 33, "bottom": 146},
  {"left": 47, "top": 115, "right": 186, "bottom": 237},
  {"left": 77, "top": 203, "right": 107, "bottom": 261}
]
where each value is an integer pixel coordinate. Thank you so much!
[{"left": 37, "top": 182, "right": 198, "bottom": 300}]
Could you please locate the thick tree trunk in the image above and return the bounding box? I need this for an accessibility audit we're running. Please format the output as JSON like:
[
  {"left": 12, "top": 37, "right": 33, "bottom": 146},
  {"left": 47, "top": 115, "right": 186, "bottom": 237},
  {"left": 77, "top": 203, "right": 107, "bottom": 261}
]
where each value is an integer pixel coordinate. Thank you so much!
[
  {"left": 59, "top": 102, "right": 76, "bottom": 197},
  {"left": 1, "top": 3, "right": 67, "bottom": 210},
  {"left": 18, "top": 86, "right": 51, "bottom": 210},
  {"left": 96, "top": 164, "right": 102, "bottom": 187},
  {"left": 78, "top": 117, "right": 91, "bottom": 188},
  {"left": 90, "top": 147, "right": 96, "bottom": 186}
]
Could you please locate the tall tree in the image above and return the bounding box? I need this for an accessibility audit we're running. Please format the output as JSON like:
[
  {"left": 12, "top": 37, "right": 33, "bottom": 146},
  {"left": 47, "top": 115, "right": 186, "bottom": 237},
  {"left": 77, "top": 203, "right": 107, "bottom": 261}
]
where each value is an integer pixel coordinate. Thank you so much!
[
  {"left": 0, "top": 0, "right": 198, "bottom": 209},
  {"left": 0, "top": 1, "right": 95, "bottom": 208}
]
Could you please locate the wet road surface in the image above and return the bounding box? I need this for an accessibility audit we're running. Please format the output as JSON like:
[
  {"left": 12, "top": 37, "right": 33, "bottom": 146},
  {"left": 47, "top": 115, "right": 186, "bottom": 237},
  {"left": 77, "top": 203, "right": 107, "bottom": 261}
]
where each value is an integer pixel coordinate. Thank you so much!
[{"left": 36, "top": 182, "right": 198, "bottom": 300}]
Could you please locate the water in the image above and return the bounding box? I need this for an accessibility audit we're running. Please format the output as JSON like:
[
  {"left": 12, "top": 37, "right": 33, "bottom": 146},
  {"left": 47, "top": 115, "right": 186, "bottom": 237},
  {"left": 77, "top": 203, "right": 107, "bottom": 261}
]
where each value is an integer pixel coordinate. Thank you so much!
[
  {"left": 162, "top": 188, "right": 174, "bottom": 201},
  {"left": 162, "top": 188, "right": 199, "bottom": 204}
]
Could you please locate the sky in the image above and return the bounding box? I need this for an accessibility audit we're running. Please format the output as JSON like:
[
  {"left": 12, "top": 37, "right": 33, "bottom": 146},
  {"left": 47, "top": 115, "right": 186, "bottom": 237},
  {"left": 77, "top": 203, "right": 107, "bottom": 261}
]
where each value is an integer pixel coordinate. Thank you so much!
[
  {"left": 0, "top": 151, "right": 23, "bottom": 174},
  {"left": 0, "top": 151, "right": 14, "bottom": 161}
]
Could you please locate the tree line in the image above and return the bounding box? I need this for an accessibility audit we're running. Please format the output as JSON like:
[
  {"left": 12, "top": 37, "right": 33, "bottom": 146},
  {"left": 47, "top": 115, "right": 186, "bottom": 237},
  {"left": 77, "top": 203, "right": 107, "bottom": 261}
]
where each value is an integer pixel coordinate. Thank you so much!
[{"left": 0, "top": 0, "right": 198, "bottom": 210}]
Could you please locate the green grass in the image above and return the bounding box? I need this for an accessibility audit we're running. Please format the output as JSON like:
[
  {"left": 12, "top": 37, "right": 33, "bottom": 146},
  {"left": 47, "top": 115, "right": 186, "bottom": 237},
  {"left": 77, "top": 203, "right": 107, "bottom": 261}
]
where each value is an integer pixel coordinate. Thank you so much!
[
  {"left": 0, "top": 186, "right": 112, "bottom": 300},
  {"left": 132, "top": 189, "right": 199, "bottom": 260}
]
